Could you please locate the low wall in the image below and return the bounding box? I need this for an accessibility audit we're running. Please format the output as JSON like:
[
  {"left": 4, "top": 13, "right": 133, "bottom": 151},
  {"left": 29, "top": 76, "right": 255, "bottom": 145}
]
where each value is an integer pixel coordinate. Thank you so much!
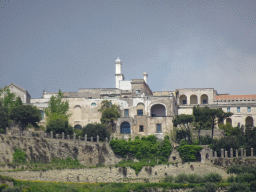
[{"left": 0, "top": 162, "right": 230, "bottom": 183}]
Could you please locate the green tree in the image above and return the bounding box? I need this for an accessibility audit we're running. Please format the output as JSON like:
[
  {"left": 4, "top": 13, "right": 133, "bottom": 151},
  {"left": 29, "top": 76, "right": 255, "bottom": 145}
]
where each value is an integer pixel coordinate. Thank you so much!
[
  {"left": 204, "top": 107, "right": 232, "bottom": 143},
  {"left": 44, "top": 90, "right": 72, "bottom": 135},
  {"left": 193, "top": 106, "right": 211, "bottom": 145},
  {"left": 173, "top": 114, "right": 194, "bottom": 144},
  {"left": 46, "top": 118, "right": 73, "bottom": 135},
  {"left": 10, "top": 105, "right": 41, "bottom": 132},
  {"left": 44, "top": 90, "right": 70, "bottom": 123},
  {"left": 98, "top": 100, "right": 120, "bottom": 132},
  {"left": 81, "top": 123, "right": 110, "bottom": 141},
  {"left": 0, "top": 102, "right": 8, "bottom": 133}
]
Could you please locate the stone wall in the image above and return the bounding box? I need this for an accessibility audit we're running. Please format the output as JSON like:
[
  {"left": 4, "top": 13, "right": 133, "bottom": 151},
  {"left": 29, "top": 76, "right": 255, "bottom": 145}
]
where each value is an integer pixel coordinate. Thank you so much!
[
  {"left": 0, "top": 134, "right": 121, "bottom": 166},
  {"left": 0, "top": 162, "right": 229, "bottom": 183}
]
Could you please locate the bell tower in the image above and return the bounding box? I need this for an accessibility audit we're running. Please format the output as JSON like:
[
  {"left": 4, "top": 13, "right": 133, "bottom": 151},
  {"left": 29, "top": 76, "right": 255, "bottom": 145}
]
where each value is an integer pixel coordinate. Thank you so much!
[{"left": 115, "top": 57, "right": 124, "bottom": 88}]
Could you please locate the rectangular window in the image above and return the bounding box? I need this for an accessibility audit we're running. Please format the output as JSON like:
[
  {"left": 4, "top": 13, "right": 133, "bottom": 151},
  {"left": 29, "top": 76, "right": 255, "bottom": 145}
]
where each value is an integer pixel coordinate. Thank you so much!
[
  {"left": 135, "top": 90, "right": 141, "bottom": 94},
  {"left": 227, "top": 107, "right": 230, "bottom": 112},
  {"left": 203, "top": 99, "right": 207, "bottom": 104},
  {"left": 124, "top": 109, "right": 129, "bottom": 117},
  {"left": 237, "top": 107, "right": 240, "bottom": 113},
  {"left": 156, "top": 124, "right": 162, "bottom": 133},
  {"left": 183, "top": 100, "right": 187, "bottom": 104},
  {"left": 248, "top": 107, "right": 251, "bottom": 112},
  {"left": 139, "top": 125, "right": 144, "bottom": 132},
  {"left": 137, "top": 110, "right": 143, "bottom": 116}
]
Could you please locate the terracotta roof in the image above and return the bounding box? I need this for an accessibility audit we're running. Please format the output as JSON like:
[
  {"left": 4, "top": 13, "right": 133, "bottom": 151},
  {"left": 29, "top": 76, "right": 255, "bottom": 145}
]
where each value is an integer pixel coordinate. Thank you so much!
[{"left": 214, "top": 95, "right": 256, "bottom": 101}]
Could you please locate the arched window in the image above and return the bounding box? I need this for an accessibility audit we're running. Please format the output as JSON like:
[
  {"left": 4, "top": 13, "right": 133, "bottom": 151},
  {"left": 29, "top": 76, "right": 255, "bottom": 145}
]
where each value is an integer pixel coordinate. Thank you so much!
[
  {"left": 180, "top": 95, "right": 187, "bottom": 105},
  {"left": 226, "top": 118, "right": 232, "bottom": 126},
  {"left": 91, "top": 102, "right": 96, "bottom": 106},
  {"left": 74, "top": 105, "right": 81, "bottom": 121},
  {"left": 137, "top": 103, "right": 145, "bottom": 116},
  {"left": 120, "top": 122, "right": 130, "bottom": 134},
  {"left": 150, "top": 104, "right": 166, "bottom": 117},
  {"left": 190, "top": 95, "right": 198, "bottom": 104},
  {"left": 245, "top": 116, "right": 253, "bottom": 128},
  {"left": 201, "top": 94, "right": 208, "bottom": 104},
  {"left": 74, "top": 124, "right": 82, "bottom": 130}
]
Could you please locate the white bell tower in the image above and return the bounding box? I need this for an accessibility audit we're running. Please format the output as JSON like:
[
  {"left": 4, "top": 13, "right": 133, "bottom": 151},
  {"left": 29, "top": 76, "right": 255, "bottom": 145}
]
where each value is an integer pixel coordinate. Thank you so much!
[{"left": 115, "top": 57, "right": 124, "bottom": 88}]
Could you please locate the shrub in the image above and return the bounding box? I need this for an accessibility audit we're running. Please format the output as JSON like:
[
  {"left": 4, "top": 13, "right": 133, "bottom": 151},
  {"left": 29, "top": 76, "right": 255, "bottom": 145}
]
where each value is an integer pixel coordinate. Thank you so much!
[
  {"left": 179, "top": 140, "right": 188, "bottom": 146},
  {"left": 204, "top": 182, "right": 217, "bottom": 192},
  {"left": 174, "top": 173, "right": 188, "bottom": 183},
  {"left": 81, "top": 123, "right": 110, "bottom": 141},
  {"left": 235, "top": 173, "right": 255, "bottom": 183},
  {"left": 13, "top": 148, "right": 26, "bottom": 163},
  {"left": 163, "top": 176, "right": 174, "bottom": 183},
  {"left": 0, "top": 184, "right": 8, "bottom": 191},
  {"left": 110, "top": 135, "right": 172, "bottom": 161},
  {"left": 46, "top": 118, "right": 73, "bottom": 135},
  {"left": 204, "top": 173, "right": 222, "bottom": 183},
  {"left": 177, "top": 145, "right": 203, "bottom": 162},
  {"left": 249, "top": 180, "right": 256, "bottom": 191},
  {"left": 227, "top": 182, "right": 250, "bottom": 192},
  {"left": 187, "top": 173, "right": 204, "bottom": 183}
]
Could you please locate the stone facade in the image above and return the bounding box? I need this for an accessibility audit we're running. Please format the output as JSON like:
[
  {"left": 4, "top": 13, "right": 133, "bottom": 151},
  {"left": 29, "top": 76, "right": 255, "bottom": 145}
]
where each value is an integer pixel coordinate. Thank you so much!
[{"left": 4, "top": 58, "right": 256, "bottom": 137}]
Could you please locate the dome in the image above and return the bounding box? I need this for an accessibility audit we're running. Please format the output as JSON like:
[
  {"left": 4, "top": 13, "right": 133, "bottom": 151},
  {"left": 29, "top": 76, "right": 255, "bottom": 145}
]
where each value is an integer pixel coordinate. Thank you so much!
[{"left": 115, "top": 57, "right": 121, "bottom": 63}]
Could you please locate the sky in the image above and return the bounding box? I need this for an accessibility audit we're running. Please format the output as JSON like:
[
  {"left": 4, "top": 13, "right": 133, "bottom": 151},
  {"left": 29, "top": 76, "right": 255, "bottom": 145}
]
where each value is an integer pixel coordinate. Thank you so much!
[{"left": 0, "top": 0, "right": 256, "bottom": 98}]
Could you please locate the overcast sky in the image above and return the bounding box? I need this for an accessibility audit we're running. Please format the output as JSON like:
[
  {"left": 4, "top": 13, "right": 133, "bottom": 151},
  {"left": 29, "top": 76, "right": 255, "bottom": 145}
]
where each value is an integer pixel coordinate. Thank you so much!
[{"left": 0, "top": 0, "right": 255, "bottom": 98}]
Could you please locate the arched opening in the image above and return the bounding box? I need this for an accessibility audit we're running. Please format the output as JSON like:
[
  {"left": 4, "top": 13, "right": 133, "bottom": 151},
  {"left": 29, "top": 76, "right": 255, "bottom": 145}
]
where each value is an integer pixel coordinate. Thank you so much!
[
  {"left": 201, "top": 94, "right": 208, "bottom": 104},
  {"left": 205, "top": 153, "right": 209, "bottom": 159},
  {"left": 245, "top": 116, "right": 253, "bottom": 127},
  {"left": 120, "top": 122, "right": 131, "bottom": 134},
  {"left": 190, "top": 95, "right": 198, "bottom": 104},
  {"left": 196, "top": 152, "right": 201, "bottom": 162},
  {"left": 74, "top": 124, "right": 82, "bottom": 130},
  {"left": 226, "top": 118, "right": 232, "bottom": 126},
  {"left": 180, "top": 95, "right": 187, "bottom": 105},
  {"left": 74, "top": 105, "right": 81, "bottom": 120},
  {"left": 150, "top": 104, "right": 166, "bottom": 117}
]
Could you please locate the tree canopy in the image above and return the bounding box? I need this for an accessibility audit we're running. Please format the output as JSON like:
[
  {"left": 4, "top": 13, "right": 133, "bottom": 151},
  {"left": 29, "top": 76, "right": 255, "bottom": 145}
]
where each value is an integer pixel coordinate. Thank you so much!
[
  {"left": 10, "top": 105, "right": 41, "bottom": 131},
  {"left": 44, "top": 90, "right": 72, "bottom": 135},
  {"left": 81, "top": 123, "right": 110, "bottom": 141},
  {"left": 98, "top": 100, "right": 120, "bottom": 132},
  {"left": 44, "top": 90, "right": 70, "bottom": 123},
  {"left": 173, "top": 114, "right": 194, "bottom": 144}
]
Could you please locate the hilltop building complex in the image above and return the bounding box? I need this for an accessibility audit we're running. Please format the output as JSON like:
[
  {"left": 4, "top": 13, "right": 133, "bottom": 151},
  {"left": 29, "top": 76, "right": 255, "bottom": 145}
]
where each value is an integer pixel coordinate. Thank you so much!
[{"left": 4, "top": 58, "right": 256, "bottom": 138}]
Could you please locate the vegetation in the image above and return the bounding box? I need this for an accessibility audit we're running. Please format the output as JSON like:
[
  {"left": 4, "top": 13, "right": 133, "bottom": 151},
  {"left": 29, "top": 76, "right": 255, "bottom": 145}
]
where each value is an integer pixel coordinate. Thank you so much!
[
  {"left": 10, "top": 105, "right": 41, "bottom": 132},
  {"left": 110, "top": 135, "right": 172, "bottom": 161},
  {"left": 2, "top": 157, "right": 86, "bottom": 172},
  {"left": 172, "top": 114, "right": 193, "bottom": 144},
  {"left": 46, "top": 118, "right": 73, "bottom": 135},
  {"left": 44, "top": 90, "right": 72, "bottom": 135},
  {"left": 193, "top": 105, "right": 212, "bottom": 144},
  {"left": 0, "top": 87, "right": 23, "bottom": 133},
  {"left": 177, "top": 145, "right": 203, "bottom": 162},
  {"left": 81, "top": 123, "right": 110, "bottom": 141},
  {"left": 98, "top": 100, "right": 120, "bottom": 132},
  {"left": 210, "top": 125, "right": 256, "bottom": 156},
  {"left": 12, "top": 149, "right": 26, "bottom": 164}
]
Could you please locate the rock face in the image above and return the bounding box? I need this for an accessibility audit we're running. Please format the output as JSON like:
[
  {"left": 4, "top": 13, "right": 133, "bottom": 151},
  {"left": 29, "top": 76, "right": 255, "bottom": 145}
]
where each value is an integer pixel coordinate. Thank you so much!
[{"left": 0, "top": 135, "right": 121, "bottom": 166}]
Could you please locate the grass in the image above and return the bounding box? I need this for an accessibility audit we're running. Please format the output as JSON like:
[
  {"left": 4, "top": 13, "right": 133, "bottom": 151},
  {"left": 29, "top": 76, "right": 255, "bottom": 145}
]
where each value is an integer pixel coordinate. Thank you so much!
[
  {"left": 7, "top": 179, "right": 201, "bottom": 192},
  {"left": 0, "top": 157, "right": 88, "bottom": 172}
]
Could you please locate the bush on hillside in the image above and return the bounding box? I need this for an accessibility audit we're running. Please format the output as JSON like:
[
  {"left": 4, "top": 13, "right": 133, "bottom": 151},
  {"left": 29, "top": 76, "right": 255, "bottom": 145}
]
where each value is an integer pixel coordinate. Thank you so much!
[
  {"left": 177, "top": 145, "right": 203, "bottom": 162},
  {"left": 110, "top": 135, "right": 172, "bottom": 162}
]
